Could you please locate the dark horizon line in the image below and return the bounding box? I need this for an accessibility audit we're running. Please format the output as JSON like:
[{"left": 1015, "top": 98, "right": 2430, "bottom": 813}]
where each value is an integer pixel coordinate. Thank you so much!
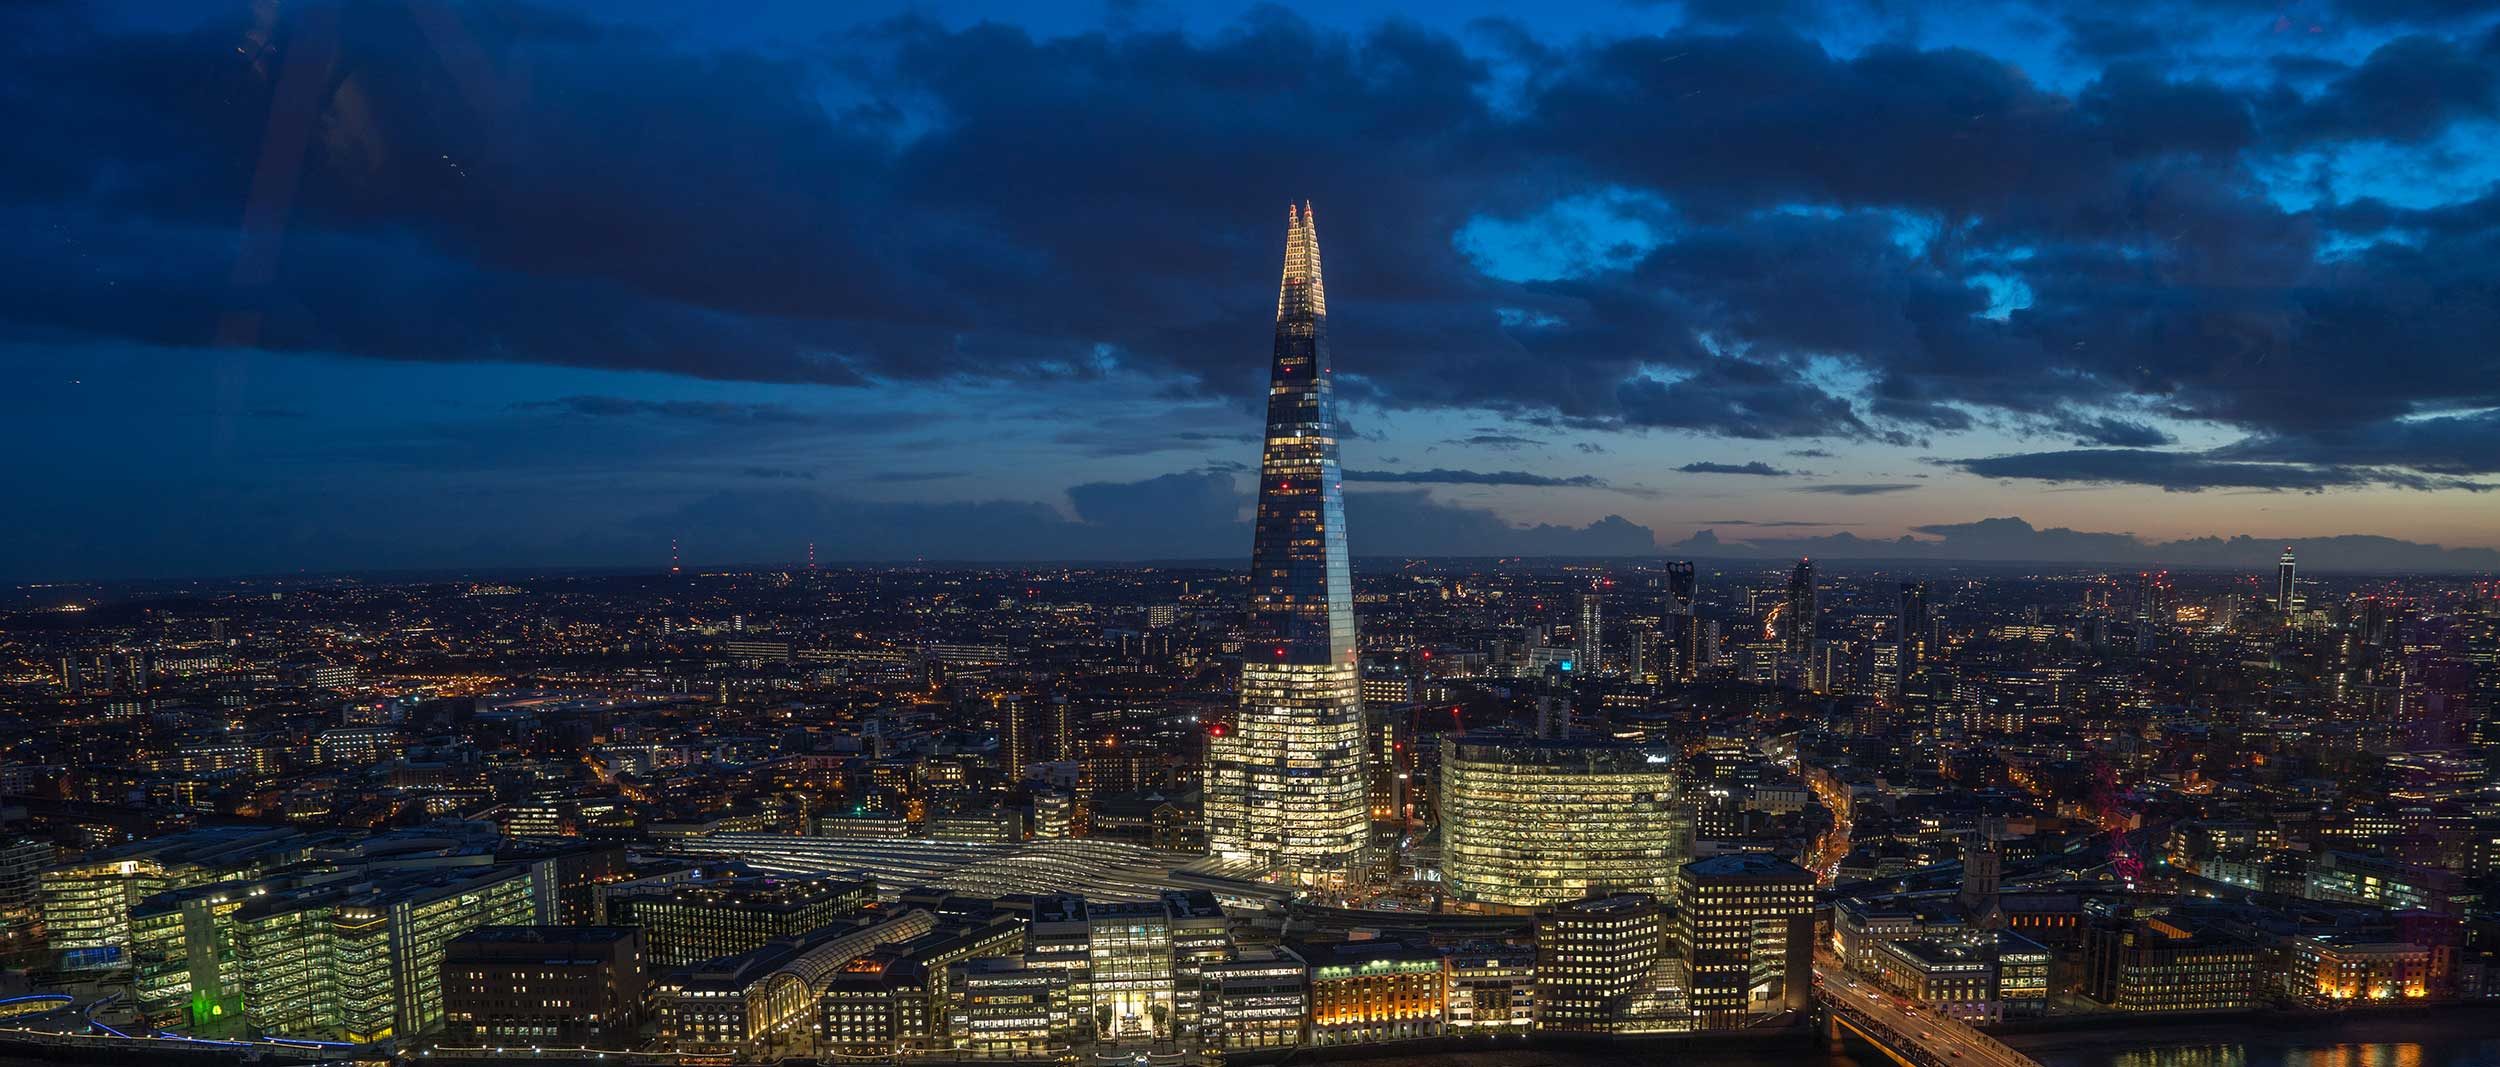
[{"left": 12, "top": 552, "right": 2494, "bottom": 596}]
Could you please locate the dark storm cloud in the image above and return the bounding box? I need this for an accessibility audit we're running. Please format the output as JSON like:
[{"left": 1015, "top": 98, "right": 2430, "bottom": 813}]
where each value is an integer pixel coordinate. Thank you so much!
[
  {"left": 1614, "top": 360, "right": 1899, "bottom": 441},
  {"left": 1797, "top": 483, "right": 1921, "bottom": 495},
  {"left": 1676, "top": 461, "right": 1796, "bottom": 476},
  {"left": 2048, "top": 415, "right": 2175, "bottom": 447},
  {"left": 5, "top": 0, "right": 2498, "bottom": 477},
  {"left": 1345, "top": 468, "right": 1607, "bottom": 488},
  {"left": 1346, "top": 491, "right": 1662, "bottom": 556},
  {"left": 2268, "top": 29, "right": 2500, "bottom": 145},
  {"left": 615, "top": 475, "right": 1662, "bottom": 564},
  {"left": 519, "top": 396, "right": 828, "bottom": 425},
  {"left": 1668, "top": 515, "right": 2499, "bottom": 571},
  {"left": 1950, "top": 447, "right": 2493, "bottom": 491},
  {"left": 2209, "top": 410, "right": 2500, "bottom": 475},
  {"left": 1449, "top": 432, "right": 1540, "bottom": 450}
]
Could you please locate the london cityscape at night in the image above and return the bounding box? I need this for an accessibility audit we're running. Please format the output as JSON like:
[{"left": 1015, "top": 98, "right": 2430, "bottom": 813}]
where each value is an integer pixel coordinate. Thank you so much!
[{"left": 5, "top": 1, "right": 2500, "bottom": 1066}]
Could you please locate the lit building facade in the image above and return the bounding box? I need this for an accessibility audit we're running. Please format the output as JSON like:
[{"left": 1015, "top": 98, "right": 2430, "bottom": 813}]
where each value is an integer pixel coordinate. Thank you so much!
[
  {"left": 229, "top": 864, "right": 550, "bottom": 1042},
  {"left": 1204, "top": 946, "right": 1308, "bottom": 1051},
  {"left": 1204, "top": 202, "right": 1369, "bottom": 883},
  {"left": 2286, "top": 937, "right": 2431, "bottom": 1005},
  {"left": 1445, "top": 941, "right": 1536, "bottom": 1032},
  {"left": 1673, "top": 854, "right": 1814, "bottom": 1029},
  {"left": 954, "top": 957, "right": 1073, "bottom": 1055},
  {"left": 1439, "top": 736, "right": 1684, "bottom": 908},
  {"left": 1535, "top": 893, "right": 1665, "bottom": 1034},
  {"left": 1304, "top": 941, "right": 1446, "bottom": 1046},
  {"left": 39, "top": 826, "right": 309, "bottom": 961},
  {"left": 1869, "top": 938, "right": 1999, "bottom": 1023},
  {"left": 2081, "top": 917, "right": 2260, "bottom": 1012}
]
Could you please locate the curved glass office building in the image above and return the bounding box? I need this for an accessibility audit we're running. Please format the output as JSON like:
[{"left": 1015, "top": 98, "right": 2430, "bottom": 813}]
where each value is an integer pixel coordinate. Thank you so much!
[{"left": 1439, "top": 736, "right": 1684, "bottom": 908}]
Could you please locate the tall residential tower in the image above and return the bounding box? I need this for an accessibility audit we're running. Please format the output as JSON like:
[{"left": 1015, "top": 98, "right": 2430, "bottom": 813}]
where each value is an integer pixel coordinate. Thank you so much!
[
  {"left": 1783, "top": 558, "right": 1817, "bottom": 654},
  {"left": 1203, "top": 203, "right": 1370, "bottom": 883},
  {"left": 1576, "top": 585, "right": 1605, "bottom": 675}
]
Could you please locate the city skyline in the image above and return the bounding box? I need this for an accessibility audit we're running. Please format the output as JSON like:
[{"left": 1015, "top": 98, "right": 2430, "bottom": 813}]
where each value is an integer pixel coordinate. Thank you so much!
[
  {"left": 6, "top": 0, "right": 2498, "bottom": 581},
  {"left": 8, "top": 4, "right": 2500, "bottom": 1053}
]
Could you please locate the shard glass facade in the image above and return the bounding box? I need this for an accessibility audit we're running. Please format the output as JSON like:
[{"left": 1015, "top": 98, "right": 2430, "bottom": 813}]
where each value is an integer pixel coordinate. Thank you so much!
[{"left": 1203, "top": 203, "right": 1369, "bottom": 882}]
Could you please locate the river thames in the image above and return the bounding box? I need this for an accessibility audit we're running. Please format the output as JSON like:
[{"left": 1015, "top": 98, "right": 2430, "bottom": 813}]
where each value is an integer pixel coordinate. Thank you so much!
[{"left": 1338, "top": 1020, "right": 2500, "bottom": 1067}]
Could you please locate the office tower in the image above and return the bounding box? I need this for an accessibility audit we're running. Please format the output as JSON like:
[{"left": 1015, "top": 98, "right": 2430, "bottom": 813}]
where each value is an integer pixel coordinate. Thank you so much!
[
  {"left": 1439, "top": 736, "right": 1684, "bottom": 908},
  {"left": 1359, "top": 651, "right": 1420, "bottom": 709},
  {"left": 1446, "top": 942, "right": 1536, "bottom": 1033},
  {"left": 1203, "top": 946, "right": 1310, "bottom": 1051},
  {"left": 1013, "top": 891, "right": 1228, "bottom": 1043},
  {"left": 1674, "top": 853, "right": 1815, "bottom": 1029},
  {"left": 954, "top": 957, "right": 1078, "bottom": 1055},
  {"left": 39, "top": 826, "right": 310, "bottom": 958},
  {"left": 230, "top": 864, "right": 550, "bottom": 1042},
  {"left": 2276, "top": 547, "right": 2299, "bottom": 613},
  {"left": 1898, "top": 580, "right": 1932, "bottom": 666},
  {"left": 441, "top": 926, "right": 649, "bottom": 1047},
  {"left": 1533, "top": 893, "right": 1666, "bottom": 1033},
  {"left": 1576, "top": 586, "right": 1604, "bottom": 675},
  {"left": 1783, "top": 559, "right": 1816, "bottom": 655},
  {"left": 1664, "top": 561, "right": 1698, "bottom": 679},
  {"left": 606, "top": 874, "right": 876, "bottom": 968},
  {"left": 1203, "top": 203, "right": 1369, "bottom": 883},
  {"left": 2081, "top": 917, "right": 2260, "bottom": 1012}
]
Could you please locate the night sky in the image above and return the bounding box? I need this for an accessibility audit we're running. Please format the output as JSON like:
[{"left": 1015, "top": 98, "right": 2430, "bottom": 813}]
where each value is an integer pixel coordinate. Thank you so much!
[{"left": 8, "top": 0, "right": 2499, "bottom": 580}]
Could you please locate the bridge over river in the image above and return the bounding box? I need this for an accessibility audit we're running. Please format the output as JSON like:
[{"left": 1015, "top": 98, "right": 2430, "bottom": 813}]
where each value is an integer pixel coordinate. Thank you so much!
[{"left": 1815, "top": 955, "right": 2044, "bottom": 1067}]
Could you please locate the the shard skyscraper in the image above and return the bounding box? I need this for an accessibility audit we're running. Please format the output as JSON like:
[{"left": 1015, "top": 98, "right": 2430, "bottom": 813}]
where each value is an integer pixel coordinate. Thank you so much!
[{"left": 1203, "top": 203, "right": 1370, "bottom": 883}]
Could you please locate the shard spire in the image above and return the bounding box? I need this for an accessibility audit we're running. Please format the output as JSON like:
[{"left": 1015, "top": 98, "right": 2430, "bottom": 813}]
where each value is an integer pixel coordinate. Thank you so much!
[
  {"left": 1277, "top": 201, "right": 1327, "bottom": 322},
  {"left": 1249, "top": 201, "right": 1351, "bottom": 665},
  {"left": 1203, "top": 200, "right": 1370, "bottom": 884}
]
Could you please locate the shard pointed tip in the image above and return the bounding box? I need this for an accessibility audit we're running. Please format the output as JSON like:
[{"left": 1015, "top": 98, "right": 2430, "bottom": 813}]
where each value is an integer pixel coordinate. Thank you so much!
[{"left": 1275, "top": 197, "right": 1328, "bottom": 320}]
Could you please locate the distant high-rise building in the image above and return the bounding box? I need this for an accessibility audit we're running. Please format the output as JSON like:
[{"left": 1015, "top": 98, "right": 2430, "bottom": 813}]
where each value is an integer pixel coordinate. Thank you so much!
[
  {"left": 1203, "top": 203, "right": 1369, "bottom": 883},
  {"left": 2276, "top": 547, "right": 2299, "bottom": 614},
  {"left": 1898, "top": 580, "right": 1932, "bottom": 666},
  {"left": 1783, "top": 559, "right": 1817, "bottom": 655},
  {"left": 2135, "top": 570, "right": 2170, "bottom": 623},
  {"left": 1047, "top": 697, "right": 1082, "bottom": 763},
  {"left": 999, "top": 696, "right": 1033, "bottom": 781},
  {"left": 1664, "top": 561, "right": 1698, "bottom": 679},
  {"left": 1576, "top": 586, "right": 1604, "bottom": 675}
]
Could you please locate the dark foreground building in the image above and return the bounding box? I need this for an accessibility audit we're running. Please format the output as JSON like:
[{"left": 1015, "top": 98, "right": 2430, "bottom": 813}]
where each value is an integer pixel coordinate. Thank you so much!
[{"left": 441, "top": 925, "right": 649, "bottom": 1047}]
